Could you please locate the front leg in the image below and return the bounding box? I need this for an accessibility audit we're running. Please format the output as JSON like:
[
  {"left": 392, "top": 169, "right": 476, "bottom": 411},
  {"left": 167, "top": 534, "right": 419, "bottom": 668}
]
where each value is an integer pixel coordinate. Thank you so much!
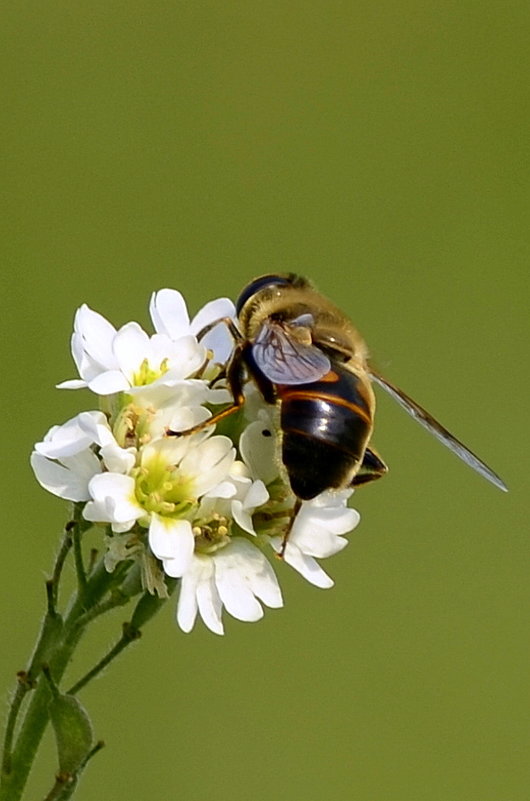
[
  {"left": 167, "top": 341, "right": 247, "bottom": 437},
  {"left": 196, "top": 316, "right": 243, "bottom": 343}
]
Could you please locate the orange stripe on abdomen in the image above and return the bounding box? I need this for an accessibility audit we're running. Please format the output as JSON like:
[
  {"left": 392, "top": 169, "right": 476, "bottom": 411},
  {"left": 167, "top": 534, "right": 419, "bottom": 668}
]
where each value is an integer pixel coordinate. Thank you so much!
[{"left": 278, "top": 388, "right": 372, "bottom": 425}]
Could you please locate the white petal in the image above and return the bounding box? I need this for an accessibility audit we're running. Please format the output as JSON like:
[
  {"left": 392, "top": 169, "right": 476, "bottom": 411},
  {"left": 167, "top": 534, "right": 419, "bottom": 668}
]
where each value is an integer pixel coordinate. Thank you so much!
[
  {"left": 182, "top": 436, "right": 235, "bottom": 497},
  {"left": 164, "top": 336, "right": 206, "bottom": 379},
  {"left": 111, "top": 520, "right": 137, "bottom": 534},
  {"left": 112, "top": 322, "right": 151, "bottom": 381},
  {"left": 215, "top": 577, "right": 263, "bottom": 621},
  {"left": 205, "top": 386, "right": 232, "bottom": 405},
  {"left": 176, "top": 566, "right": 200, "bottom": 633},
  {"left": 196, "top": 568, "right": 224, "bottom": 634},
  {"left": 87, "top": 370, "right": 130, "bottom": 395},
  {"left": 191, "top": 297, "right": 235, "bottom": 334},
  {"left": 74, "top": 304, "right": 118, "bottom": 368},
  {"left": 149, "top": 289, "right": 190, "bottom": 340},
  {"left": 229, "top": 539, "right": 283, "bottom": 608},
  {"left": 294, "top": 528, "right": 348, "bottom": 559},
  {"left": 205, "top": 480, "right": 238, "bottom": 499},
  {"left": 303, "top": 502, "right": 360, "bottom": 535},
  {"left": 141, "top": 436, "right": 190, "bottom": 471},
  {"left": 176, "top": 556, "right": 225, "bottom": 635},
  {"left": 77, "top": 411, "right": 115, "bottom": 448},
  {"left": 213, "top": 546, "right": 264, "bottom": 622},
  {"left": 34, "top": 416, "right": 93, "bottom": 459},
  {"left": 82, "top": 498, "right": 109, "bottom": 522},
  {"left": 157, "top": 379, "right": 209, "bottom": 407},
  {"left": 69, "top": 326, "right": 114, "bottom": 385},
  {"left": 30, "top": 452, "right": 98, "bottom": 502},
  {"left": 149, "top": 515, "right": 194, "bottom": 578},
  {"left": 291, "top": 517, "right": 348, "bottom": 558},
  {"left": 191, "top": 298, "right": 236, "bottom": 363},
  {"left": 141, "top": 381, "right": 208, "bottom": 420},
  {"left": 61, "top": 450, "right": 104, "bottom": 481},
  {"left": 239, "top": 419, "right": 279, "bottom": 485},
  {"left": 242, "top": 479, "right": 269, "bottom": 510},
  {"left": 149, "top": 514, "right": 189, "bottom": 559},
  {"left": 228, "top": 461, "right": 252, "bottom": 482},
  {"left": 100, "top": 443, "right": 136, "bottom": 474},
  {"left": 69, "top": 331, "right": 90, "bottom": 378},
  {"left": 309, "top": 488, "right": 354, "bottom": 508},
  {"left": 231, "top": 500, "right": 255, "bottom": 534},
  {"left": 271, "top": 539, "right": 334, "bottom": 589},
  {"left": 148, "top": 332, "right": 176, "bottom": 364},
  {"left": 56, "top": 379, "right": 87, "bottom": 390},
  {"left": 149, "top": 401, "right": 207, "bottom": 442},
  {"left": 85, "top": 473, "right": 142, "bottom": 523}
]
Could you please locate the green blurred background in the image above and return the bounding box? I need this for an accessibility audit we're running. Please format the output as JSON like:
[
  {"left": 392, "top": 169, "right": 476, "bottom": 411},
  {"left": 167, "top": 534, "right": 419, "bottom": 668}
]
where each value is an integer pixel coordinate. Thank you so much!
[{"left": 2, "top": 2, "right": 528, "bottom": 799}]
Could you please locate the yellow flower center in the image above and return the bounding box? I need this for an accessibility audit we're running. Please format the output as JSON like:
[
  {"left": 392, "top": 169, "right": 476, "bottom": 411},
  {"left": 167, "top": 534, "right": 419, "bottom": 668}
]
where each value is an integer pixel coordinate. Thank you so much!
[
  {"left": 132, "top": 450, "right": 196, "bottom": 520},
  {"left": 132, "top": 357, "right": 169, "bottom": 387},
  {"left": 192, "top": 513, "right": 232, "bottom": 553}
]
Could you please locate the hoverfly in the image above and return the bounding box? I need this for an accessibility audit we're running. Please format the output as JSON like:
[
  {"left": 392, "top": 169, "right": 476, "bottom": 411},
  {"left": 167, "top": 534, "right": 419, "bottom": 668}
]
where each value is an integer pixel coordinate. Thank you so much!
[{"left": 169, "top": 274, "right": 507, "bottom": 552}]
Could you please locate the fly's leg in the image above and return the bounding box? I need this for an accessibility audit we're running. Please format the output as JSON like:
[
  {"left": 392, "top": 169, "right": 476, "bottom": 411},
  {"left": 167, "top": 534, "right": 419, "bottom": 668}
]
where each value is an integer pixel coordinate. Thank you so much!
[
  {"left": 277, "top": 498, "right": 302, "bottom": 559},
  {"left": 167, "top": 337, "right": 246, "bottom": 438},
  {"left": 192, "top": 316, "right": 243, "bottom": 383},
  {"left": 195, "top": 316, "right": 243, "bottom": 343}
]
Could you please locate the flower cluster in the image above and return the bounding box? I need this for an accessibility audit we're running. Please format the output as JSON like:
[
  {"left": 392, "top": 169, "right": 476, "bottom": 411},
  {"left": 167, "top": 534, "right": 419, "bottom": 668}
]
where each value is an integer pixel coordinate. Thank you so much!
[{"left": 31, "top": 288, "right": 360, "bottom": 634}]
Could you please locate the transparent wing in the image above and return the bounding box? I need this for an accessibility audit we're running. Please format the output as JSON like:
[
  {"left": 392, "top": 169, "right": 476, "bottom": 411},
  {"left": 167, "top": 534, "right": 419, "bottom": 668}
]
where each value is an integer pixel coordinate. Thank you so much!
[
  {"left": 369, "top": 369, "right": 508, "bottom": 491},
  {"left": 252, "top": 321, "right": 331, "bottom": 385}
]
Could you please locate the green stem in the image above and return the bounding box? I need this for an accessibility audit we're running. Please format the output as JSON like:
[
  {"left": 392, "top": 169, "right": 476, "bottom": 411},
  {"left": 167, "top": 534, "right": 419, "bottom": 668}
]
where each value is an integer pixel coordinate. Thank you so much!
[
  {"left": 71, "top": 511, "right": 88, "bottom": 599},
  {"left": 0, "top": 513, "right": 171, "bottom": 801},
  {"left": 49, "top": 530, "right": 73, "bottom": 610},
  {"left": 1, "top": 678, "right": 31, "bottom": 778},
  {"left": 66, "top": 579, "right": 177, "bottom": 696},
  {"left": 1, "top": 592, "right": 64, "bottom": 778},
  {"left": 67, "top": 623, "right": 141, "bottom": 696},
  {"left": 0, "top": 558, "right": 116, "bottom": 801},
  {"left": 0, "top": 630, "right": 83, "bottom": 801}
]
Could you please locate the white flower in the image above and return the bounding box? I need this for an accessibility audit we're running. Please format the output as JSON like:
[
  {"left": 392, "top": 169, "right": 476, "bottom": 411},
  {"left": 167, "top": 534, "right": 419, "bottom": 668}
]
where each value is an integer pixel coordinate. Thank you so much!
[
  {"left": 30, "top": 411, "right": 132, "bottom": 502},
  {"left": 83, "top": 433, "right": 236, "bottom": 578},
  {"left": 57, "top": 290, "right": 235, "bottom": 397},
  {"left": 199, "top": 460, "right": 269, "bottom": 535},
  {"left": 57, "top": 306, "right": 204, "bottom": 396},
  {"left": 269, "top": 490, "right": 360, "bottom": 588},
  {"left": 176, "top": 538, "right": 283, "bottom": 635}
]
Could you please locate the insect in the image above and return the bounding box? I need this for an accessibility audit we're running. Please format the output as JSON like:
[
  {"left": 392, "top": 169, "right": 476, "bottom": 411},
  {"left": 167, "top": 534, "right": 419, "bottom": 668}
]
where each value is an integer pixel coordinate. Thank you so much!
[{"left": 169, "top": 274, "right": 507, "bottom": 551}]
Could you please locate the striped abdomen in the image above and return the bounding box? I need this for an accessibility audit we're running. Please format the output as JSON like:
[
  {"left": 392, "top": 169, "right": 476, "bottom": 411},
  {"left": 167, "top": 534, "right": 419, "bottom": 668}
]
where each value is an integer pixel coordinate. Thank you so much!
[{"left": 277, "top": 362, "right": 374, "bottom": 500}]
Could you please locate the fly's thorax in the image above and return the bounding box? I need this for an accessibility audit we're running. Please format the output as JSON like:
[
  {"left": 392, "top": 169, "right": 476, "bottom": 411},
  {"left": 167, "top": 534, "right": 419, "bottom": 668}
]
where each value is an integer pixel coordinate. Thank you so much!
[{"left": 238, "top": 281, "right": 368, "bottom": 362}]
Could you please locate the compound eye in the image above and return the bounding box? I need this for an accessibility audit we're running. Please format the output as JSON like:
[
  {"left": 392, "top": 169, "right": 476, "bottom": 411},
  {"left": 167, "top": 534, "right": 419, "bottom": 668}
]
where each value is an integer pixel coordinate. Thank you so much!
[{"left": 235, "top": 274, "right": 292, "bottom": 316}]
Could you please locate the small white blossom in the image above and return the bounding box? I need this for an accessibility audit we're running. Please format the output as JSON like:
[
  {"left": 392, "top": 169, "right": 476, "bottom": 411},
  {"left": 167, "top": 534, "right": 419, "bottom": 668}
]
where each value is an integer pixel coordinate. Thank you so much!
[
  {"left": 30, "top": 411, "right": 130, "bottom": 502},
  {"left": 58, "top": 307, "right": 204, "bottom": 396},
  {"left": 83, "top": 433, "right": 236, "bottom": 578},
  {"left": 269, "top": 490, "right": 360, "bottom": 588},
  {"left": 177, "top": 538, "right": 283, "bottom": 635},
  {"left": 58, "top": 290, "right": 235, "bottom": 397},
  {"left": 199, "top": 460, "right": 269, "bottom": 535}
]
